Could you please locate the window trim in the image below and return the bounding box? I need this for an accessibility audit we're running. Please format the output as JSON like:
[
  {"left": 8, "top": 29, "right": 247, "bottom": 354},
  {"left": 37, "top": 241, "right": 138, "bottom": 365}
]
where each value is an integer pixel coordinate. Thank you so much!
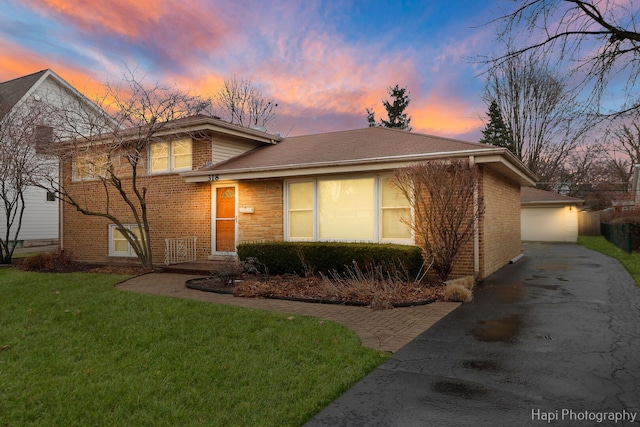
[
  {"left": 108, "top": 224, "right": 140, "bottom": 257},
  {"left": 149, "top": 138, "right": 192, "bottom": 174},
  {"left": 285, "top": 174, "right": 413, "bottom": 244}
]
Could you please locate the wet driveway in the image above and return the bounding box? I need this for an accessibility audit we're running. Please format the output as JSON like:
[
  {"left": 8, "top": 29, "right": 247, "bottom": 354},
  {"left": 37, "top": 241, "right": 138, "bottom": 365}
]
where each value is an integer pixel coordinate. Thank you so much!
[{"left": 306, "top": 243, "right": 640, "bottom": 426}]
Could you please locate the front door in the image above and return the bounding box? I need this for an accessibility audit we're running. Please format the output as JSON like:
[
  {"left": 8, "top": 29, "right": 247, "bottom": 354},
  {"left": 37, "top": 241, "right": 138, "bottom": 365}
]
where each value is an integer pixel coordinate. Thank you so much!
[{"left": 215, "top": 186, "right": 236, "bottom": 252}]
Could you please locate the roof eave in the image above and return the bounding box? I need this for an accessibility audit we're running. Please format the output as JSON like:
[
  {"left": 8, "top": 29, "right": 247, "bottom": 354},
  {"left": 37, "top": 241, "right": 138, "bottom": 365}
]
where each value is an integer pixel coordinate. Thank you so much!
[
  {"left": 182, "top": 147, "right": 537, "bottom": 185},
  {"left": 54, "top": 116, "right": 282, "bottom": 150},
  {"left": 522, "top": 200, "right": 585, "bottom": 206}
]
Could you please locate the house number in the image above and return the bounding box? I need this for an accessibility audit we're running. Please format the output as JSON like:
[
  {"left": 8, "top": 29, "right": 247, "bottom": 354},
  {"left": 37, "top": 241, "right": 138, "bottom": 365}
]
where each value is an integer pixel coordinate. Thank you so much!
[{"left": 208, "top": 175, "right": 219, "bottom": 182}]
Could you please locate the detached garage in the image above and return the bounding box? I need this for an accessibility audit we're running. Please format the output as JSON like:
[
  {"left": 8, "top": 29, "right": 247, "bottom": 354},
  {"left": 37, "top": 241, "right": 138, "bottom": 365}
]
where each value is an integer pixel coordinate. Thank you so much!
[{"left": 521, "top": 187, "right": 584, "bottom": 242}]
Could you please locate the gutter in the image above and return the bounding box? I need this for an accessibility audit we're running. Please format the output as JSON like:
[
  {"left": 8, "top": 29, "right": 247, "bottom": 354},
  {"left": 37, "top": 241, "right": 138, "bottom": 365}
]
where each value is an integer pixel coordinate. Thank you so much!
[{"left": 183, "top": 147, "right": 537, "bottom": 184}]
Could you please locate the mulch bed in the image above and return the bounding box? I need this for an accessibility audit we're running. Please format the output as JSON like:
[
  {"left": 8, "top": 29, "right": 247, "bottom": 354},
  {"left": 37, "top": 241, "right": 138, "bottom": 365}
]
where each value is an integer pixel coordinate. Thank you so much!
[
  {"left": 11, "top": 257, "right": 152, "bottom": 276},
  {"left": 186, "top": 275, "right": 446, "bottom": 309},
  {"left": 11, "top": 256, "right": 445, "bottom": 309}
]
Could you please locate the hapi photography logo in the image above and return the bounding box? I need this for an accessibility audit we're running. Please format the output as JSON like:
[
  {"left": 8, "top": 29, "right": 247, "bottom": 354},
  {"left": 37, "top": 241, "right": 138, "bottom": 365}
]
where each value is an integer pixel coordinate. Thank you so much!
[{"left": 532, "top": 409, "right": 637, "bottom": 423}]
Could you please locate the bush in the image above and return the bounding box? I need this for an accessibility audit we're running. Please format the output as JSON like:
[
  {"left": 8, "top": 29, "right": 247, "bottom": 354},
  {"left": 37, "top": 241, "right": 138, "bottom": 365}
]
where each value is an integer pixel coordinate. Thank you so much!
[
  {"left": 19, "top": 250, "right": 73, "bottom": 272},
  {"left": 236, "top": 242, "right": 424, "bottom": 278},
  {"left": 610, "top": 216, "right": 640, "bottom": 225},
  {"left": 444, "top": 283, "right": 473, "bottom": 303}
]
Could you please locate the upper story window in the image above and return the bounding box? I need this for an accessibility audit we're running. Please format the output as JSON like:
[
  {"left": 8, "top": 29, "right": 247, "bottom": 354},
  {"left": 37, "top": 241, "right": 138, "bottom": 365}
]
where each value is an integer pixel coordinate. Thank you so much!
[
  {"left": 73, "top": 152, "right": 109, "bottom": 181},
  {"left": 150, "top": 139, "right": 192, "bottom": 174}
]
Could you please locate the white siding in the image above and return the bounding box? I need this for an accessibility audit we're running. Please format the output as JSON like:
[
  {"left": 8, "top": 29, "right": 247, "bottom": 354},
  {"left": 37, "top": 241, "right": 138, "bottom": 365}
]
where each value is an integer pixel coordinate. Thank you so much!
[
  {"left": 212, "top": 140, "right": 258, "bottom": 163},
  {"left": 521, "top": 206, "right": 578, "bottom": 242},
  {"left": 2, "top": 186, "right": 59, "bottom": 241},
  {"left": 1, "top": 72, "right": 96, "bottom": 244}
]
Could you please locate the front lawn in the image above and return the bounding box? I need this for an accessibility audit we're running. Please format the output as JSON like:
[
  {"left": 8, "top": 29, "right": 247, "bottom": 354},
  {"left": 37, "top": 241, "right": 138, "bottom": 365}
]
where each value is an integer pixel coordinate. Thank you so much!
[
  {"left": 578, "top": 236, "right": 640, "bottom": 287},
  {"left": 0, "top": 268, "right": 387, "bottom": 426}
]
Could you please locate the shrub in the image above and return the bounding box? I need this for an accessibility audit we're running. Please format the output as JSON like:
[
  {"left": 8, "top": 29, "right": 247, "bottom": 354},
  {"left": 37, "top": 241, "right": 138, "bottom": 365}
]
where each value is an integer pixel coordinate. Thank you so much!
[
  {"left": 236, "top": 242, "right": 424, "bottom": 278},
  {"left": 444, "top": 283, "right": 473, "bottom": 303},
  {"left": 610, "top": 216, "right": 640, "bottom": 225},
  {"left": 210, "top": 256, "right": 244, "bottom": 286},
  {"left": 321, "top": 260, "right": 410, "bottom": 309},
  {"left": 19, "top": 249, "right": 73, "bottom": 272},
  {"left": 445, "top": 275, "right": 476, "bottom": 290}
]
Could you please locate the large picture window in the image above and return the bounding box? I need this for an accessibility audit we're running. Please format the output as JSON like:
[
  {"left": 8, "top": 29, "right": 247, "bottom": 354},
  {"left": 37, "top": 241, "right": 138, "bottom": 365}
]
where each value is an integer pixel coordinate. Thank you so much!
[
  {"left": 150, "top": 139, "right": 192, "bottom": 173},
  {"left": 286, "top": 175, "right": 411, "bottom": 243},
  {"left": 319, "top": 178, "right": 375, "bottom": 240}
]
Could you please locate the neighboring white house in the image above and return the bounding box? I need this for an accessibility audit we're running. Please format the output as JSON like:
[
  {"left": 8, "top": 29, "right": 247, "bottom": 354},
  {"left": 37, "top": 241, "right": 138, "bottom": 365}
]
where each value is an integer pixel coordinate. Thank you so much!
[
  {"left": 0, "top": 69, "right": 106, "bottom": 247},
  {"left": 521, "top": 187, "right": 584, "bottom": 242}
]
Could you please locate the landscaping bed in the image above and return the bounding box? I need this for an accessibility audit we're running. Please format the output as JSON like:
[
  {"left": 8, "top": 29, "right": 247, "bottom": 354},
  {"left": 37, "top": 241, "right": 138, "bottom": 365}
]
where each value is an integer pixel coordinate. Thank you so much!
[
  {"left": 12, "top": 250, "right": 470, "bottom": 308},
  {"left": 185, "top": 275, "right": 447, "bottom": 309}
]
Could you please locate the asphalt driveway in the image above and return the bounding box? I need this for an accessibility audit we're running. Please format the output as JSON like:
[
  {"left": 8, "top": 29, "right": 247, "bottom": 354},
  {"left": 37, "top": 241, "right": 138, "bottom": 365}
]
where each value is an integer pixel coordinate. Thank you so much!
[{"left": 306, "top": 242, "right": 640, "bottom": 426}]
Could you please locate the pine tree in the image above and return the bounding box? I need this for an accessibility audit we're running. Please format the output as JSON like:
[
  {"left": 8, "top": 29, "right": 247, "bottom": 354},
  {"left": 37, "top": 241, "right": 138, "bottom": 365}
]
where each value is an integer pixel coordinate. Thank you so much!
[
  {"left": 366, "top": 84, "right": 412, "bottom": 131},
  {"left": 480, "top": 99, "right": 515, "bottom": 155}
]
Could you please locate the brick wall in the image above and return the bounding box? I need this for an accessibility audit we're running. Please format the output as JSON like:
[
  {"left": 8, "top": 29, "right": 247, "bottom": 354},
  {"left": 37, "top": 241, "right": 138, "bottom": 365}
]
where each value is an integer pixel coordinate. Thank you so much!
[
  {"left": 435, "top": 166, "right": 521, "bottom": 280},
  {"left": 61, "top": 137, "right": 212, "bottom": 265},
  {"left": 479, "top": 166, "right": 521, "bottom": 279},
  {"left": 237, "top": 179, "right": 284, "bottom": 243},
  {"left": 62, "top": 140, "right": 522, "bottom": 277}
]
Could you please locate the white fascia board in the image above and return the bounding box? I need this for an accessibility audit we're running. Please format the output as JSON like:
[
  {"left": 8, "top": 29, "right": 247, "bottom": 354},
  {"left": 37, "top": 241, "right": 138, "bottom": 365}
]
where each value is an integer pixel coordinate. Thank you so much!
[
  {"left": 183, "top": 148, "right": 534, "bottom": 183},
  {"left": 522, "top": 201, "right": 584, "bottom": 207},
  {"left": 154, "top": 122, "right": 279, "bottom": 144},
  {"left": 474, "top": 154, "right": 537, "bottom": 186}
]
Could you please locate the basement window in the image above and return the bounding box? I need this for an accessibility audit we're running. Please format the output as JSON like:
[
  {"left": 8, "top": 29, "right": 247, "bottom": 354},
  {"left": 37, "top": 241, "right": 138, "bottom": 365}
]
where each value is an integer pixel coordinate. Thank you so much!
[{"left": 109, "top": 224, "right": 142, "bottom": 257}]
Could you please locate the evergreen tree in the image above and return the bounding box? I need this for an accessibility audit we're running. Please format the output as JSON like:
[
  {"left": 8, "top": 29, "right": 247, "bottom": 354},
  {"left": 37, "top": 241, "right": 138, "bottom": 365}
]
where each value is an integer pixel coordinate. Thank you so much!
[
  {"left": 480, "top": 99, "right": 515, "bottom": 154},
  {"left": 366, "top": 84, "right": 412, "bottom": 131}
]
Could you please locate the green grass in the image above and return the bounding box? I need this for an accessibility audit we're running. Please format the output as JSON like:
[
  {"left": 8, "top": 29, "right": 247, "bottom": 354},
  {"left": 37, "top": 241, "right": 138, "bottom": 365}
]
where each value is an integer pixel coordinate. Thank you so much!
[
  {"left": 578, "top": 236, "right": 640, "bottom": 286},
  {"left": 0, "top": 269, "right": 388, "bottom": 426}
]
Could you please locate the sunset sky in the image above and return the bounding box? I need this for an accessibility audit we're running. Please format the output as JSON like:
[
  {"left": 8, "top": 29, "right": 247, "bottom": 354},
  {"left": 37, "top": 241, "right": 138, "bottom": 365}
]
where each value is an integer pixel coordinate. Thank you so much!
[{"left": 0, "top": 1, "right": 511, "bottom": 139}]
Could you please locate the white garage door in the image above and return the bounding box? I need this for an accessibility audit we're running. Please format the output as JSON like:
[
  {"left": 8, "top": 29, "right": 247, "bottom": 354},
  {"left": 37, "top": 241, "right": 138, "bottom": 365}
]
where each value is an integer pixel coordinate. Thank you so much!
[{"left": 521, "top": 206, "right": 578, "bottom": 242}]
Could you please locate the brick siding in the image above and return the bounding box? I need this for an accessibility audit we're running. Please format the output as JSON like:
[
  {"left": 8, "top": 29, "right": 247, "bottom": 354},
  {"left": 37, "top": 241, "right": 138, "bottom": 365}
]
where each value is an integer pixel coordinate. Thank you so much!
[
  {"left": 61, "top": 137, "right": 212, "bottom": 265},
  {"left": 237, "top": 179, "right": 284, "bottom": 243},
  {"left": 479, "top": 166, "right": 521, "bottom": 279},
  {"left": 62, "top": 140, "right": 523, "bottom": 278}
]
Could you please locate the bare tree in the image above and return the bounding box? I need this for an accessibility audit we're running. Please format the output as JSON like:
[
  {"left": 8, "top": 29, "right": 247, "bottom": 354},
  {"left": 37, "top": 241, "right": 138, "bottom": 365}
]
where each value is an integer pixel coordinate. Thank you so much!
[
  {"left": 484, "top": 49, "right": 588, "bottom": 185},
  {"left": 0, "top": 96, "right": 56, "bottom": 263},
  {"left": 44, "top": 70, "right": 211, "bottom": 269},
  {"left": 215, "top": 77, "right": 277, "bottom": 128},
  {"left": 490, "top": 0, "right": 640, "bottom": 116},
  {"left": 391, "top": 160, "right": 484, "bottom": 281},
  {"left": 611, "top": 118, "right": 640, "bottom": 170},
  {"left": 553, "top": 143, "right": 630, "bottom": 209}
]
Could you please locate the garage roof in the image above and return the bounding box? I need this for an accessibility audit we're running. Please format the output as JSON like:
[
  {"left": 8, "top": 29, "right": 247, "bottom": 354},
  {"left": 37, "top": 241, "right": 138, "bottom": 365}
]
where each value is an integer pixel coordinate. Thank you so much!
[{"left": 521, "top": 187, "right": 584, "bottom": 205}]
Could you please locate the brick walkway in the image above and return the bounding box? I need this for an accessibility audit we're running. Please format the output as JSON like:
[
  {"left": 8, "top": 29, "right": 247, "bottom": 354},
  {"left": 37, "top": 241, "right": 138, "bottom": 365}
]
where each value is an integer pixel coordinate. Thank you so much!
[{"left": 117, "top": 273, "right": 460, "bottom": 353}]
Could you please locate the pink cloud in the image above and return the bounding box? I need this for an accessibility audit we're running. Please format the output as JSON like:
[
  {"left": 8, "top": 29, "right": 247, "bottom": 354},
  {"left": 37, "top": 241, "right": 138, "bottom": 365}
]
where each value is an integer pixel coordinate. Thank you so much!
[
  {"left": 27, "top": 0, "right": 235, "bottom": 65},
  {"left": 0, "top": 39, "right": 102, "bottom": 97},
  {"left": 2, "top": 0, "right": 490, "bottom": 140}
]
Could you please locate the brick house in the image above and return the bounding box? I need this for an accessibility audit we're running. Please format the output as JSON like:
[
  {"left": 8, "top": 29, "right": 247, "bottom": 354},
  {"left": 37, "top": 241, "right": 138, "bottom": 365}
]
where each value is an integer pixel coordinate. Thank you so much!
[{"left": 59, "top": 115, "right": 536, "bottom": 280}]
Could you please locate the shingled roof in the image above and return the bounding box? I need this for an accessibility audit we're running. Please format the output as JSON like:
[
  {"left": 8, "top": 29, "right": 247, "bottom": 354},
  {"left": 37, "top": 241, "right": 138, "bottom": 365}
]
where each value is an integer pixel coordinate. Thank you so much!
[
  {"left": 200, "top": 127, "right": 483, "bottom": 171},
  {"left": 521, "top": 187, "right": 584, "bottom": 205},
  {"left": 183, "top": 126, "right": 537, "bottom": 185},
  {"left": 0, "top": 70, "right": 48, "bottom": 117}
]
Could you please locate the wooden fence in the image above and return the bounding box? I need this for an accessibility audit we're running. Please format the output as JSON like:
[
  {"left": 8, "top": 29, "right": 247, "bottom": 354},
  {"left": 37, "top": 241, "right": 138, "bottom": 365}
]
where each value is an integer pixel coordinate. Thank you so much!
[{"left": 578, "top": 211, "right": 602, "bottom": 236}]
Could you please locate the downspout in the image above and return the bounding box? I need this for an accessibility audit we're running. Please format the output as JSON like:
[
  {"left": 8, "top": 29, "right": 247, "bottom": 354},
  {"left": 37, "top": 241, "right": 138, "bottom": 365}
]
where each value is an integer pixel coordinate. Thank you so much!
[
  {"left": 58, "top": 158, "right": 64, "bottom": 251},
  {"left": 470, "top": 156, "right": 480, "bottom": 278}
]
